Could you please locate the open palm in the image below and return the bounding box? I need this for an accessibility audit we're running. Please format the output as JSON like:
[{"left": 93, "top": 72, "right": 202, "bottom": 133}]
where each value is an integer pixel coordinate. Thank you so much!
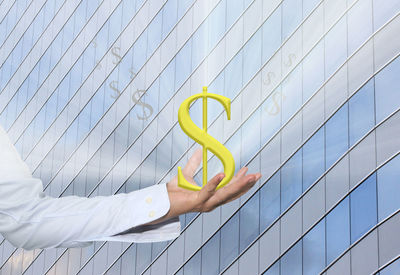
[{"left": 163, "top": 147, "right": 262, "bottom": 221}]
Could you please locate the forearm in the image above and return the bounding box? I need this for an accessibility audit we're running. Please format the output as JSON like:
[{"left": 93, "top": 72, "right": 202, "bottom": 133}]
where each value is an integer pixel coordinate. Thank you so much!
[{"left": 0, "top": 178, "right": 179, "bottom": 250}]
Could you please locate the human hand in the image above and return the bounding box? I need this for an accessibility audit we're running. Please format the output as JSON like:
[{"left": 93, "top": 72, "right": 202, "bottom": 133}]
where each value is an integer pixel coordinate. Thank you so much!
[{"left": 147, "top": 147, "right": 261, "bottom": 225}]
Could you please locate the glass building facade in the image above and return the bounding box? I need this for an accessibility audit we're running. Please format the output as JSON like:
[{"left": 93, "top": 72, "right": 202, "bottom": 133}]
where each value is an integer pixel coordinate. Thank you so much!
[{"left": 0, "top": 0, "right": 399, "bottom": 274}]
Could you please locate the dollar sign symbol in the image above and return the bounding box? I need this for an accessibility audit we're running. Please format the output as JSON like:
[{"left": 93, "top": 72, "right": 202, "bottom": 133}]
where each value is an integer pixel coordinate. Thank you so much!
[
  {"left": 177, "top": 86, "right": 235, "bottom": 191},
  {"left": 284, "top": 53, "right": 296, "bottom": 67},
  {"left": 109, "top": 80, "right": 121, "bottom": 99},
  {"left": 111, "top": 47, "right": 122, "bottom": 65},
  {"left": 263, "top": 72, "right": 275, "bottom": 86},
  {"left": 131, "top": 89, "right": 153, "bottom": 120},
  {"left": 265, "top": 91, "right": 281, "bottom": 115}
]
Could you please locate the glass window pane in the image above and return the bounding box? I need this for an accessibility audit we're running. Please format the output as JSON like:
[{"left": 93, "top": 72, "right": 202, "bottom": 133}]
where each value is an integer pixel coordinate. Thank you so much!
[
  {"left": 201, "top": 232, "right": 220, "bottom": 275},
  {"left": 262, "top": 6, "right": 282, "bottom": 64},
  {"left": 377, "top": 155, "right": 400, "bottom": 222},
  {"left": 159, "top": 59, "right": 176, "bottom": 105},
  {"left": 326, "top": 197, "right": 350, "bottom": 264},
  {"left": 373, "top": 0, "right": 400, "bottom": 31},
  {"left": 260, "top": 172, "right": 281, "bottom": 230},
  {"left": 150, "top": 248, "right": 167, "bottom": 275},
  {"left": 325, "top": 103, "right": 349, "bottom": 168},
  {"left": 261, "top": 87, "right": 282, "bottom": 142},
  {"left": 259, "top": 222, "right": 280, "bottom": 271},
  {"left": 175, "top": 39, "right": 192, "bottom": 89},
  {"left": 281, "top": 241, "right": 302, "bottom": 275},
  {"left": 178, "top": 0, "right": 193, "bottom": 18},
  {"left": 208, "top": 0, "right": 226, "bottom": 50},
  {"left": 303, "top": 89, "right": 324, "bottom": 142},
  {"left": 349, "top": 131, "right": 376, "bottom": 189},
  {"left": 134, "top": 31, "right": 148, "bottom": 69},
  {"left": 183, "top": 251, "right": 201, "bottom": 275},
  {"left": 303, "top": 0, "right": 320, "bottom": 17},
  {"left": 303, "top": 127, "right": 325, "bottom": 191},
  {"left": 376, "top": 111, "right": 400, "bottom": 166},
  {"left": 241, "top": 109, "right": 261, "bottom": 162},
  {"left": 147, "top": 12, "right": 162, "bottom": 57},
  {"left": 350, "top": 230, "right": 379, "bottom": 275},
  {"left": 303, "top": 220, "right": 326, "bottom": 275},
  {"left": 380, "top": 258, "right": 400, "bottom": 275},
  {"left": 325, "top": 16, "right": 347, "bottom": 78},
  {"left": 303, "top": 178, "right": 325, "bottom": 230},
  {"left": 281, "top": 149, "right": 302, "bottom": 210},
  {"left": 350, "top": 173, "right": 377, "bottom": 243},
  {"left": 347, "top": 0, "right": 373, "bottom": 55},
  {"left": 326, "top": 251, "right": 351, "bottom": 275},
  {"left": 378, "top": 210, "right": 400, "bottom": 266},
  {"left": 263, "top": 260, "right": 280, "bottom": 275},
  {"left": 220, "top": 212, "right": 240, "bottom": 270},
  {"left": 282, "top": 0, "right": 302, "bottom": 41},
  {"left": 191, "top": 21, "right": 208, "bottom": 70},
  {"left": 227, "top": 0, "right": 244, "bottom": 29},
  {"left": 324, "top": 65, "right": 348, "bottom": 119},
  {"left": 184, "top": 215, "right": 202, "bottom": 258},
  {"left": 136, "top": 243, "right": 152, "bottom": 273},
  {"left": 239, "top": 193, "right": 260, "bottom": 252},
  {"left": 375, "top": 56, "right": 400, "bottom": 123},
  {"left": 243, "top": 29, "right": 261, "bottom": 84},
  {"left": 238, "top": 241, "right": 259, "bottom": 275},
  {"left": 325, "top": 155, "right": 350, "bottom": 210},
  {"left": 281, "top": 201, "right": 302, "bottom": 252},
  {"left": 349, "top": 78, "right": 375, "bottom": 146},
  {"left": 225, "top": 51, "right": 243, "bottom": 99},
  {"left": 162, "top": 0, "right": 178, "bottom": 39},
  {"left": 302, "top": 41, "right": 324, "bottom": 102},
  {"left": 282, "top": 65, "right": 302, "bottom": 123}
]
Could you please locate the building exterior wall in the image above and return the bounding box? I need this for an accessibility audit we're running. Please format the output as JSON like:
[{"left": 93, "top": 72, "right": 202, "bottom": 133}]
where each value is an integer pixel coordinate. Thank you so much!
[{"left": 0, "top": 0, "right": 399, "bottom": 274}]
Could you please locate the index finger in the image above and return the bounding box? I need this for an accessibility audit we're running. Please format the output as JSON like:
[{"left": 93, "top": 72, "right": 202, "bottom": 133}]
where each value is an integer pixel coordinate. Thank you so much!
[{"left": 182, "top": 147, "right": 202, "bottom": 176}]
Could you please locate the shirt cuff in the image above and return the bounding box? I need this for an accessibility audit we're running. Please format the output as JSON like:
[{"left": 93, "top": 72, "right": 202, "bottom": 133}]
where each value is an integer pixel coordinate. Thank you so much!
[{"left": 85, "top": 183, "right": 181, "bottom": 244}]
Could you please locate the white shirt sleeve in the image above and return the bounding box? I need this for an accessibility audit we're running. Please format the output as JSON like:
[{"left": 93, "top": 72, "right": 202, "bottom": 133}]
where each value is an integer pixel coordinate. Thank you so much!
[{"left": 0, "top": 125, "right": 181, "bottom": 250}]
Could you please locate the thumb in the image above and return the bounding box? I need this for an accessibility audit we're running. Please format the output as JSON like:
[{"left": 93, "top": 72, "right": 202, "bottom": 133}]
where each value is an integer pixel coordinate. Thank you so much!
[{"left": 198, "top": 172, "right": 225, "bottom": 203}]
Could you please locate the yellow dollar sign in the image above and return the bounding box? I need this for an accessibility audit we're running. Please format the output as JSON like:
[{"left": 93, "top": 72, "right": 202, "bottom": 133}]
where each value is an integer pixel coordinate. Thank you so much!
[{"left": 177, "top": 86, "right": 235, "bottom": 191}]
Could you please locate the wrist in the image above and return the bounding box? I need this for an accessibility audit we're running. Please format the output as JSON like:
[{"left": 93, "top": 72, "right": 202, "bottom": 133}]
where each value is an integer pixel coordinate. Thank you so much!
[{"left": 166, "top": 182, "right": 199, "bottom": 215}]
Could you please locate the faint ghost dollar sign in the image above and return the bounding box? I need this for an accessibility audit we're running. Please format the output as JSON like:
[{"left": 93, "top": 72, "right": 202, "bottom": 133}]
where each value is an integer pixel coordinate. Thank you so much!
[
  {"left": 263, "top": 72, "right": 276, "bottom": 86},
  {"left": 111, "top": 47, "right": 122, "bottom": 65},
  {"left": 265, "top": 90, "right": 287, "bottom": 116},
  {"left": 132, "top": 89, "right": 153, "bottom": 120},
  {"left": 265, "top": 91, "right": 281, "bottom": 115},
  {"left": 284, "top": 53, "right": 296, "bottom": 67},
  {"left": 109, "top": 80, "right": 121, "bottom": 99}
]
